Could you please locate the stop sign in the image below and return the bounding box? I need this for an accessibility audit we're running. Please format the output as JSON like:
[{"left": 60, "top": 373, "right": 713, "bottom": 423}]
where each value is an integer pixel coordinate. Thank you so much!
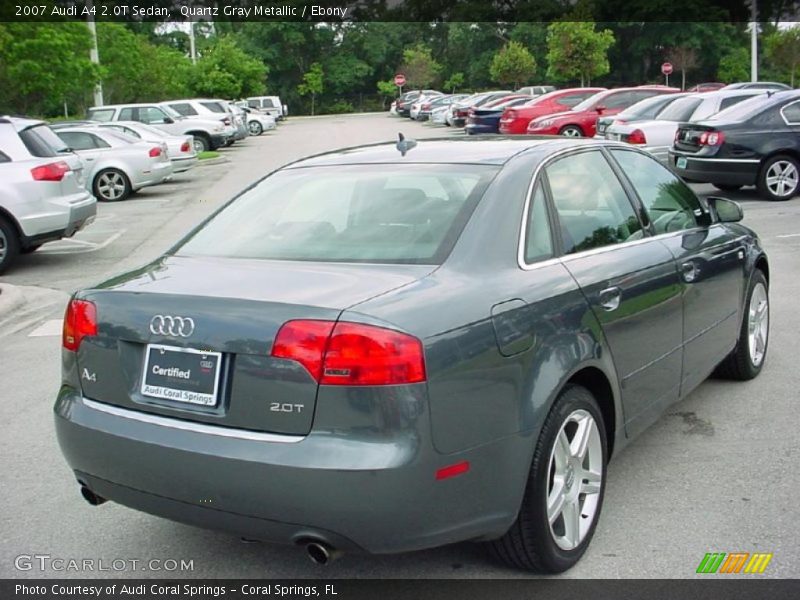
[
  {"left": 661, "top": 62, "right": 674, "bottom": 76},
  {"left": 394, "top": 73, "right": 406, "bottom": 86}
]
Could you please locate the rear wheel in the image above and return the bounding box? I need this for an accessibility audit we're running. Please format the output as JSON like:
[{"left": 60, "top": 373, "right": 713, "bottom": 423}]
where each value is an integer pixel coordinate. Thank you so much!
[
  {"left": 559, "top": 125, "right": 583, "bottom": 137},
  {"left": 248, "top": 120, "right": 263, "bottom": 136},
  {"left": 757, "top": 155, "right": 800, "bottom": 201},
  {"left": 21, "top": 244, "right": 42, "bottom": 254},
  {"left": 488, "top": 385, "right": 607, "bottom": 573},
  {"left": 191, "top": 135, "right": 210, "bottom": 154},
  {"left": 0, "top": 216, "right": 20, "bottom": 274},
  {"left": 93, "top": 169, "right": 131, "bottom": 202},
  {"left": 713, "top": 183, "right": 742, "bottom": 192},
  {"left": 715, "top": 270, "right": 769, "bottom": 380}
]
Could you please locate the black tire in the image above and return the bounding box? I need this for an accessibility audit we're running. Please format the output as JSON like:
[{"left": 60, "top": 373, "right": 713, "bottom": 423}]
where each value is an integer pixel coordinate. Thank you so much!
[
  {"left": 713, "top": 183, "right": 742, "bottom": 192},
  {"left": 559, "top": 125, "right": 584, "bottom": 137},
  {"left": 0, "top": 216, "right": 20, "bottom": 274},
  {"left": 714, "top": 270, "right": 769, "bottom": 380},
  {"left": 21, "top": 244, "right": 42, "bottom": 254},
  {"left": 248, "top": 120, "right": 263, "bottom": 136},
  {"left": 757, "top": 154, "right": 800, "bottom": 201},
  {"left": 191, "top": 135, "right": 210, "bottom": 154},
  {"left": 92, "top": 169, "right": 131, "bottom": 202},
  {"left": 488, "top": 384, "right": 607, "bottom": 573}
]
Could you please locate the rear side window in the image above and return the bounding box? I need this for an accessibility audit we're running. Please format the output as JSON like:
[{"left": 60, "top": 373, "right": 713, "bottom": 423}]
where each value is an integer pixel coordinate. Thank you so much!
[
  {"left": 18, "top": 125, "right": 61, "bottom": 157},
  {"left": 781, "top": 101, "right": 800, "bottom": 124},
  {"left": 57, "top": 131, "right": 109, "bottom": 150},
  {"left": 119, "top": 107, "right": 136, "bottom": 121},
  {"left": 559, "top": 92, "right": 592, "bottom": 108},
  {"left": 524, "top": 183, "right": 553, "bottom": 263},
  {"left": 719, "top": 95, "right": 755, "bottom": 111},
  {"left": 545, "top": 150, "right": 642, "bottom": 255},
  {"left": 87, "top": 108, "right": 115, "bottom": 122},
  {"left": 178, "top": 164, "right": 498, "bottom": 264},
  {"left": 261, "top": 99, "right": 275, "bottom": 108},
  {"left": 200, "top": 102, "right": 226, "bottom": 113},
  {"left": 0, "top": 150, "right": 10, "bottom": 163},
  {"left": 169, "top": 103, "right": 197, "bottom": 116},
  {"left": 611, "top": 150, "right": 702, "bottom": 234}
]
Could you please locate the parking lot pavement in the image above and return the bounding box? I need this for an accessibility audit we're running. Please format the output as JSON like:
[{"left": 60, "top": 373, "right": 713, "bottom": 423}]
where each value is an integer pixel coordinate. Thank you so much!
[{"left": 0, "top": 114, "right": 798, "bottom": 579}]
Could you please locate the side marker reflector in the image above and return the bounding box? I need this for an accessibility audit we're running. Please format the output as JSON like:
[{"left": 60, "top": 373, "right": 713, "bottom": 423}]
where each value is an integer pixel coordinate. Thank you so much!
[{"left": 435, "top": 461, "right": 470, "bottom": 481}]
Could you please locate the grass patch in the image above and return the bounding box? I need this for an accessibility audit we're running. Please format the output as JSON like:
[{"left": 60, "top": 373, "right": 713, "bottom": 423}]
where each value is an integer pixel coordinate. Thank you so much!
[{"left": 197, "top": 151, "right": 221, "bottom": 160}]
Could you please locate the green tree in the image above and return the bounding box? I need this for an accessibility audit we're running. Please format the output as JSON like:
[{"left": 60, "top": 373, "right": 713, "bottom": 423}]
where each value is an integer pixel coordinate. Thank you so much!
[
  {"left": 442, "top": 72, "right": 465, "bottom": 93},
  {"left": 377, "top": 79, "right": 399, "bottom": 109},
  {"left": 765, "top": 27, "right": 800, "bottom": 87},
  {"left": 297, "top": 62, "right": 324, "bottom": 115},
  {"left": 490, "top": 41, "right": 536, "bottom": 89},
  {"left": 546, "top": 21, "right": 615, "bottom": 86},
  {"left": 399, "top": 43, "right": 442, "bottom": 90},
  {"left": 717, "top": 47, "right": 750, "bottom": 83},
  {"left": 191, "top": 36, "right": 267, "bottom": 99}
]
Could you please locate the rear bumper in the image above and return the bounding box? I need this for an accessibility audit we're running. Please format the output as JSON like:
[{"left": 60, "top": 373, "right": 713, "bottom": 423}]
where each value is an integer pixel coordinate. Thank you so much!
[
  {"left": 16, "top": 189, "right": 96, "bottom": 241},
  {"left": 132, "top": 161, "right": 174, "bottom": 190},
  {"left": 669, "top": 151, "right": 759, "bottom": 185},
  {"left": 171, "top": 156, "right": 198, "bottom": 173},
  {"left": 209, "top": 134, "right": 228, "bottom": 150},
  {"left": 465, "top": 124, "right": 498, "bottom": 135},
  {"left": 54, "top": 389, "right": 529, "bottom": 554}
]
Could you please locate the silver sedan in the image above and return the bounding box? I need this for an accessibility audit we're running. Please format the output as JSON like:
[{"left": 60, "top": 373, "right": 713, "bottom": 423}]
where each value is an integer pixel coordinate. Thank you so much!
[
  {"left": 96, "top": 121, "right": 198, "bottom": 173},
  {"left": 55, "top": 126, "right": 174, "bottom": 202}
]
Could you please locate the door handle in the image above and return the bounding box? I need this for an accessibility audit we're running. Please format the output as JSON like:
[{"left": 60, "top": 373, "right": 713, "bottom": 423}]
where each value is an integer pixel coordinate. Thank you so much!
[
  {"left": 681, "top": 261, "right": 697, "bottom": 282},
  {"left": 599, "top": 287, "right": 621, "bottom": 311}
]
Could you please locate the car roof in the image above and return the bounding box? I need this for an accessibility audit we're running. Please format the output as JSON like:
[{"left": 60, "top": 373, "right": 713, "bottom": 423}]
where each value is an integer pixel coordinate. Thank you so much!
[
  {"left": 0, "top": 115, "right": 48, "bottom": 130},
  {"left": 285, "top": 137, "right": 615, "bottom": 168}
]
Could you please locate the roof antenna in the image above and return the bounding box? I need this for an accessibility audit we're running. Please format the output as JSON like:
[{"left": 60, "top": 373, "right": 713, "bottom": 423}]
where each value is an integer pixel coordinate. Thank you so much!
[{"left": 397, "top": 132, "right": 417, "bottom": 156}]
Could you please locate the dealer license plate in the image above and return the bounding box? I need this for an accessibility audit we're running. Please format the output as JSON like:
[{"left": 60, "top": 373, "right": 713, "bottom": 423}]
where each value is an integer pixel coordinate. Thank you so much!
[
  {"left": 676, "top": 157, "right": 688, "bottom": 169},
  {"left": 141, "top": 344, "right": 222, "bottom": 406}
]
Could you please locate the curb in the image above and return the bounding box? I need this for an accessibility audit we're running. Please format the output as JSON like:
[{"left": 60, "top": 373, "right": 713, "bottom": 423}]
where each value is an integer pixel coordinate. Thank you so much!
[
  {"left": 197, "top": 156, "right": 230, "bottom": 167},
  {"left": 0, "top": 283, "right": 24, "bottom": 318}
]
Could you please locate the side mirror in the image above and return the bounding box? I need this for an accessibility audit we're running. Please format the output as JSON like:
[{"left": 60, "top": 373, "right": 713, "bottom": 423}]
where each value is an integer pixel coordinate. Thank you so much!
[
  {"left": 163, "top": 117, "right": 174, "bottom": 124},
  {"left": 707, "top": 196, "right": 743, "bottom": 223}
]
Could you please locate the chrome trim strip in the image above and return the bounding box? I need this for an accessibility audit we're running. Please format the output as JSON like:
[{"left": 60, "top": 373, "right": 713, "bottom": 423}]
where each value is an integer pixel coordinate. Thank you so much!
[
  {"left": 670, "top": 153, "right": 760, "bottom": 164},
  {"left": 82, "top": 398, "right": 304, "bottom": 443}
]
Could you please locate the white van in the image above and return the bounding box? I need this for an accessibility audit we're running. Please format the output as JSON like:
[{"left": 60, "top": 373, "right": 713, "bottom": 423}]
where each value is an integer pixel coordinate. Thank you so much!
[{"left": 246, "top": 96, "right": 286, "bottom": 120}]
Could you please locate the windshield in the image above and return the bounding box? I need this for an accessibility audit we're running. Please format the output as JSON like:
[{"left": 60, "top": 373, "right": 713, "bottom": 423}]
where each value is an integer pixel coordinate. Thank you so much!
[
  {"left": 178, "top": 164, "right": 498, "bottom": 264},
  {"left": 570, "top": 92, "right": 606, "bottom": 112},
  {"left": 616, "top": 94, "right": 679, "bottom": 120},
  {"left": 160, "top": 105, "right": 182, "bottom": 119},
  {"left": 656, "top": 96, "right": 704, "bottom": 121}
]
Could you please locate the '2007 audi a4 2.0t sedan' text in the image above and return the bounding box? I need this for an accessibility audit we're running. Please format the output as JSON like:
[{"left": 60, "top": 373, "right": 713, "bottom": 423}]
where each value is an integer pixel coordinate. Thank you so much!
[{"left": 55, "top": 137, "right": 770, "bottom": 573}]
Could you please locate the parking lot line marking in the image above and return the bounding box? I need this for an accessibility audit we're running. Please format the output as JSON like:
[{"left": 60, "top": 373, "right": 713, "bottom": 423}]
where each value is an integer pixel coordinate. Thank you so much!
[
  {"left": 777, "top": 233, "right": 800, "bottom": 238},
  {"left": 39, "top": 229, "right": 126, "bottom": 255},
  {"left": 28, "top": 319, "right": 63, "bottom": 337}
]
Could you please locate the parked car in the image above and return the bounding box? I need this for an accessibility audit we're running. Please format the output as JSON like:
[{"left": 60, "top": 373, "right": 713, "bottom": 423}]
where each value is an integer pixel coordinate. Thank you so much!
[
  {"left": 595, "top": 92, "right": 691, "bottom": 138},
  {"left": 56, "top": 137, "right": 769, "bottom": 574},
  {"left": 465, "top": 96, "right": 534, "bottom": 134},
  {"left": 246, "top": 96, "right": 287, "bottom": 120},
  {"left": 515, "top": 85, "right": 557, "bottom": 96},
  {"left": 723, "top": 81, "right": 791, "bottom": 91},
  {"left": 451, "top": 91, "right": 514, "bottom": 127},
  {"left": 94, "top": 122, "right": 198, "bottom": 173},
  {"left": 687, "top": 82, "right": 727, "bottom": 93},
  {"left": 54, "top": 126, "right": 173, "bottom": 202},
  {"left": 0, "top": 116, "right": 95, "bottom": 272},
  {"left": 239, "top": 106, "right": 277, "bottom": 135},
  {"left": 397, "top": 90, "right": 443, "bottom": 117},
  {"left": 499, "top": 88, "right": 605, "bottom": 134},
  {"left": 605, "top": 89, "right": 764, "bottom": 163},
  {"left": 526, "top": 86, "right": 680, "bottom": 137},
  {"left": 414, "top": 94, "right": 468, "bottom": 122},
  {"left": 87, "top": 103, "right": 231, "bottom": 153},
  {"left": 671, "top": 89, "right": 800, "bottom": 200},
  {"left": 160, "top": 99, "right": 241, "bottom": 144}
]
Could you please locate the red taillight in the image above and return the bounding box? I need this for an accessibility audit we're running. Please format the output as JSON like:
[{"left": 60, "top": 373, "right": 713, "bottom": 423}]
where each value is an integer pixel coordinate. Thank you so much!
[
  {"left": 271, "top": 320, "right": 426, "bottom": 386},
  {"left": 31, "top": 161, "right": 70, "bottom": 182},
  {"left": 63, "top": 299, "right": 97, "bottom": 352},
  {"left": 699, "top": 130, "right": 725, "bottom": 146},
  {"left": 627, "top": 129, "right": 647, "bottom": 144},
  {"left": 180, "top": 141, "right": 191, "bottom": 153},
  {"left": 506, "top": 110, "right": 517, "bottom": 120},
  {"left": 422, "top": 103, "right": 431, "bottom": 110},
  {"left": 148, "top": 146, "right": 162, "bottom": 157}
]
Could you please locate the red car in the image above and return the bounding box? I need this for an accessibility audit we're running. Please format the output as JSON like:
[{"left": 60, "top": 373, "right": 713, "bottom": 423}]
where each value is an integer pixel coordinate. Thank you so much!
[
  {"left": 499, "top": 87, "right": 605, "bottom": 134},
  {"left": 526, "top": 86, "right": 681, "bottom": 137}
]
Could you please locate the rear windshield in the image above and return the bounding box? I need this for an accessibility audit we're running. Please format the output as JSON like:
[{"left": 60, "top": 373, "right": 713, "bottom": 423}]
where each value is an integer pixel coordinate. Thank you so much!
[
  {"left": 656, "top": 96, "right": 704, "bottom": 121},
  {"left": 616, "top": 94, "right": 678, "bottom": 120},
  {"left": 570, "top": 92, "right": 607, "bottom": 112},
  {"left": 707, "top": 95, "right": 770, "bottom": 121},
  {"left": 177, "top": 164, "right": 498, "bottom": 264},
  {"left": 200, "top": 101, "right": 226, "bottom": 113},
  {"left": 19, "top": 125, "right": 64, "bottom": 157}
]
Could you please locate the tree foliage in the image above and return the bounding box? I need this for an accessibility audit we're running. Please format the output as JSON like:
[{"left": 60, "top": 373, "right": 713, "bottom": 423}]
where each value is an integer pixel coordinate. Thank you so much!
[
  {"left": 765, "top": 26, "right": 800, "bottom": 87},
  {"left": 190, "top": 36, "right": 267, "bottom": 99},
  {"left": 546, "top": 21, "right": 615, "bottom": 86},
  {"left": 717, "top": 47, "right": 750, "bottom": 83},
  {"left": 399, "top": 43, "right": 442, "bottom": 90},
  {"left": 297, "top": 62, "right": 324, "bottom": 115},
  {"left": 443, "top": 72, "right": 465, "bottom": 93},
  {"left": 665, "top": 45, "right": 699, "bottom": 90},
  {"left": 490, "top": 41, "right": 536, "bottom": 89}
]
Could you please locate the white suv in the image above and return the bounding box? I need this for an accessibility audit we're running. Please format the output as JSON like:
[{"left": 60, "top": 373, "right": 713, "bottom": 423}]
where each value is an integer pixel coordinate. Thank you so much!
[
  {"left": 0, "top": 117, "right": 96, "bottom": 273},
  {"left": 246, "top": 96, "right": 286, "bottom": 120}
]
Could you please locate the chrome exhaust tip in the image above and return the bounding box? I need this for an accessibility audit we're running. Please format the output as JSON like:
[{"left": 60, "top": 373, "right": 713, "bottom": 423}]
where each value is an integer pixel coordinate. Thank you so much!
[{"left": 305, "top": 541, "right": 340, "bottom": 565}]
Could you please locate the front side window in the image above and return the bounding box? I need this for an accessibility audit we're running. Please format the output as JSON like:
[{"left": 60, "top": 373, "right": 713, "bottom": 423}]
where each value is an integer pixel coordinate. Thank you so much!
[
  {"left": 611, "top": 149, "right": 702, "bottom": 234},
  {"left": 141, "top": 107, "right": 169, "bottom": 124},
  {"left": 87, "top": 108, "right": 115, "bottom": 122},
  {"left": 545, "top": 151, "right": 642, "bottom": 255},
  {"left": 178, "top": 164, "right": 498, "bottom": 264},
  {"left": 57, "top": 131, "right": 101, "bottom": 151}
]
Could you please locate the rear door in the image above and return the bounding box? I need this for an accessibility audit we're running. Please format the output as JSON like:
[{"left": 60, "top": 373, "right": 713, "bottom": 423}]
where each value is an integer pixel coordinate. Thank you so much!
[
  {"left": 545, "top": 149, "right": 684, "bottom": 437},
  {"left": 610, "top": 148, "right": 746, "bottom": 396}
]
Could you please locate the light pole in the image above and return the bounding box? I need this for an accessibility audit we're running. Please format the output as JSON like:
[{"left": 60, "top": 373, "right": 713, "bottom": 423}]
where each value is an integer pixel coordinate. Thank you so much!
[
  {"left": 189, "top": 20, "right": 197, "bottom": 65},
  {"left": 86, "top": 0, "right": 104, "bottom": 106},
  {"left": 751, "top": 0, "right": 758, "bottom": 82}
]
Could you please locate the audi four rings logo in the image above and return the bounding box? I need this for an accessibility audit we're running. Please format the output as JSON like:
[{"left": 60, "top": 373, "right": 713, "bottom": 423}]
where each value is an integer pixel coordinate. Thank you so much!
[{"left": 149, "top": 315, "right": 195, "bottom": 337}]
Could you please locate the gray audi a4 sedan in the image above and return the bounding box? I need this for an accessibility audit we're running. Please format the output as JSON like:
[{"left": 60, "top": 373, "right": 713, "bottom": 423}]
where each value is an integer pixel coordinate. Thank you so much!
[{"left": 55, "top": 137, "right": 770, "bottom": 573}]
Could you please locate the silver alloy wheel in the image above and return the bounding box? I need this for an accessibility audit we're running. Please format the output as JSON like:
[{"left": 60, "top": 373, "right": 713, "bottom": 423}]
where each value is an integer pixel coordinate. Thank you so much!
[
  {"left": 546, "top": 409, "right": 603, "bottom": 551},
  {"left": 748, "top": 282, "right": 769, "bottom": 367},
  {"left": 248, "top": 121, "right": 262, "bottom": 135},
  {"left": 192, "top": 138, "right": 206, "bottom": 154},
  {"left": 0, "top": 228, "right": 7, "bottom": 263},
  {"left": 561, "top": 127, "right": 582, "bottom": 137},
  {"left": 765, "top": 160, "right": 799, "bottom": 197},
  {"left": 96, "top": 171, "right": 126, "bottom": 201}
]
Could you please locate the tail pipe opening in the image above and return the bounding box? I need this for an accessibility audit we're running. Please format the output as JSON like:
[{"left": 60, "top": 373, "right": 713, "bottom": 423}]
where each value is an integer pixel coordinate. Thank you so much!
[
  {"left": 303, "top": 540, "right": 341, "bottom": 565},
  {"left": 79, "top": 485, "right": 107, "bottom": 506}
]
